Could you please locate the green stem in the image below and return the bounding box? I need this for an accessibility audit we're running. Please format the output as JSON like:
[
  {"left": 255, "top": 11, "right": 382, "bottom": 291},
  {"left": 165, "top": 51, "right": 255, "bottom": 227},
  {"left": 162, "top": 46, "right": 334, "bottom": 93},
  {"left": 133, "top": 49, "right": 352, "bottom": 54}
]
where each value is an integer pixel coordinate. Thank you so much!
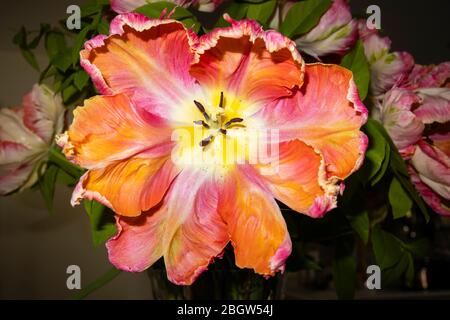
[
  {"left": 49, "top": 146, "right": 84, "bottom": 178},
  {"left": 71, "top": 267, "right": 121, "bottom": 300}
]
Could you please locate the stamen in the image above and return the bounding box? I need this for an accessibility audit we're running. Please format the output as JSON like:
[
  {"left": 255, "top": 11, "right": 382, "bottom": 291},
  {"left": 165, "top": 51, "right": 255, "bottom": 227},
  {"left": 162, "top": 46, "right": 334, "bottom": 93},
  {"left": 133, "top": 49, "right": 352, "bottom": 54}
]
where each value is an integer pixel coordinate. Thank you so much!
[
  {"left": 193, "top": 120, "right": 210, "bottom": 129},
  {"left": 199, "top": 135, "right": 214, "bottom": 147},
  {"left": 224, "top": 118, "right": 244, "bottom": 128},
  {"left": 219, "top": 128, "right": 227, "bottom": 135},
  {"left": 219, "top": 92, "right": 224, "bottom": 109},
  {"left": 194, "top": 100, "right": 210, "bottom": 121}
]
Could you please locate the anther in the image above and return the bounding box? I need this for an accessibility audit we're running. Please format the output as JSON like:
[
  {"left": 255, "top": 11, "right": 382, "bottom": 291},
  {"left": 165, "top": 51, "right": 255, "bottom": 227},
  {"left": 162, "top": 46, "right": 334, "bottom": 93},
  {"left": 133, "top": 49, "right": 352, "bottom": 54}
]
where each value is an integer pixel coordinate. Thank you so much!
[
  {"left": 199, "top": 135, "right": 214, "bottom": 147},
  {"left": 219, "top": 92, "right": 224, "bottom": 109},
  {"left": 219, "top": 128, "right": 227, "bottom": 135},
  {"left": 194, "top": 100, "right": 210, "bottom": 121},
  {"left": 224, "top": 118, "right": 244, "bottom": 128},
  {"left": 193, "top": 120, "right": 210, "bottom": 129}
]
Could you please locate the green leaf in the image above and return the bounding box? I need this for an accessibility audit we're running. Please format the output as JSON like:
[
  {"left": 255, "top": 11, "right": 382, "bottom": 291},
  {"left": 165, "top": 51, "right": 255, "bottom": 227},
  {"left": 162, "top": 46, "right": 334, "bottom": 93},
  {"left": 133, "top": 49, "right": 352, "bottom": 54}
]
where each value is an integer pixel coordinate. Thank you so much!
[
  {"left": 56, "top": 168, "right": 77, "bottom": 186},
  {"left": 280, "top": 0, "right": 332, "bottom": 38},
  {"left": 395, "top": 171, "right": 429, "bottom": 221},
  {"left": 364, "top": 119, "right": 429, "bottom": 221},
  {"left": 80, "top": 0, "right": 108, "bottom": 18},
  {"left": 246, "top": 0, "right": 278, "bottom": 26},
  {"left": 83, "top": 200, "right": 117, "bottom": 247},
  {"left": 28, "top": 24, "right": 50, "bottom": 49},
  {"left": 97, "top": 18, "right": 110, "bottom": 35},
  {"left": 72, "top": 267, "right": 121, "bottom": 300},
  {"left": 63, "top": 85, "right": 79, "bottom": 104},
  {"left": 52, "top": 50, "right": 72, "bottom": 72},
  {"left": 74, "top": 70, "right": 90, "bottom": 90},
  {"left": 381, "top": 251, "right": 411, "bottom": 287},
  {"left": 346, "top": 210, "right": 369, "bottom": 244},
  {"left": 45, "top": 31, "right": 67, "bottom": 60},
  {"left": 340, "top": 40, "right": 370, "bottom": 100},
  {"left": 402, "top": 238, "right": 431, "bottom": 258},
  {"left": 215, "top": 2, "right": 249, "bottom": 27},
  {"left": 371, "top": 226, "right": 404, "bottom": 270},
  {"left": 39, "top": 164, "right": 59, "bottom": 213},
  {"left": 372, "top": 227, "right": 419, "bottom": 287},
  {"left": 13, "top": 27, "right": 27, "bottom": 47},
  {"left": 136, "top": 2, "right": 192, "bottom": 20},
  {"left": 370, "top": 142, "right": 390, "bottom": 186},
  {"left": 72, "top": 26, "right": 90, "bottom": 66},
  {"left": 389, "top": 177, "right": 412, "bottom": 219},
  {"left": 20, "top": 49, "right": 40, "bottom": 71},
  {"left": 136, "top": 3, "right": 201, "bottom": 32},
  {"left": 361, "top": 119, "right": 389, "bottom": 183},
  {"left": 332, "top": 241, "right": 356, "bottom": 300}
]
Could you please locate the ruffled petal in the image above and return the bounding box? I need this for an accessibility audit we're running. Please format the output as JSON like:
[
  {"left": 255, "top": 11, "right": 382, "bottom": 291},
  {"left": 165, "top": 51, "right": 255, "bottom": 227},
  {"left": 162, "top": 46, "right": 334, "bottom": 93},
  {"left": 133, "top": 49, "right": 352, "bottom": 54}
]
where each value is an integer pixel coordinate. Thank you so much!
[
  {"left": 414, "top": 88, "right": 450, "bottom": 124},
  {"left": 106, "top": 209, "right": 167, "bottom": 272},
  {"left": 409, "top": 141, "right": 450, "bottom": 216},
  {"left": 164, "top": 169, "right": 229, "bottom": 285},
  {"left": 80, "top": 13, "right": 199, "bottom": 120},
  {"left": 404, "top": 62, "right": 450, "bottom": 89},
  {"left": 255, "top": 139, "right": 338, "bottom": 218},
  {"left": 71, "top": 155, "right": 179, "bottom": 217},
  {"left": 0, "top": 142, "right": 38, "bottom": 195},
  {"left": 250, "top": 64, "right": 368, "bottom": 180},
  {"left": 219, "top": 167, "right": 291, "bottom": 276},
  {"left": 411, "top": 141, "right": 450, "bottom": 199},
  {"left": 409, "top": 165, "right": 450, "bottom": 216},
  {"left": 59, "top": 94, "right": 173, "bottom": 169},
  {"left": 190, "top": 15, "right": 304, "bottom": 115},
  {"left": 376, "top": 88, "right": 424, "bottom": 151},
  {"left": 106, "top": 168, "right": 230, "bottom": 285},
  {"left": 0, "top": 107, "right": 47, "bottom": 195}
]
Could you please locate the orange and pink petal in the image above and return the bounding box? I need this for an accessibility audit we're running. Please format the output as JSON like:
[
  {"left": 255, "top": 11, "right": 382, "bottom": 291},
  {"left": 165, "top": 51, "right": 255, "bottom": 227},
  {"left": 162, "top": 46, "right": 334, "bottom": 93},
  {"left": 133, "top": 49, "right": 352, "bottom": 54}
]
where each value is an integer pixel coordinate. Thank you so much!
[
  {"left": 81, "top": 14, "right": 199, "bottom": 121},
  {"left": 190, "top": 15, "right": 304, "bottom": 114}
]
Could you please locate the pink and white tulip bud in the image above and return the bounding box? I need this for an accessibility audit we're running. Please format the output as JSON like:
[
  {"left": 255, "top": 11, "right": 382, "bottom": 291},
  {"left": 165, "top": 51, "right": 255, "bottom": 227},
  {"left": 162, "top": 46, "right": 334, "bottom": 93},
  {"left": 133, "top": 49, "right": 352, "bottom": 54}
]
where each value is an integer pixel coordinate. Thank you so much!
[
  {"left": 294, "top": 0, "right": 357, "bottom": 59},
  {"left": 358, "top": 20, "right": 414, "bottom": 96},
  {"left": 0, "top": 84, "right": 64, "bottom": 195},
  {"left": 375, "top": 62, "right": 450, "bottom": 215}
]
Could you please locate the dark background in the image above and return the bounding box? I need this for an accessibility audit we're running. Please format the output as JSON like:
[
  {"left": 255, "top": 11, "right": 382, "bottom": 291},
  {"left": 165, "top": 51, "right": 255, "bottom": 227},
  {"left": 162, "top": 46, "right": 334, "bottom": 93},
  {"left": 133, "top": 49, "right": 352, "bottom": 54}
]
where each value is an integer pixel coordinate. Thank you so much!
[{"left": 0, "top": 0, "right": 449, "bottom": 299}]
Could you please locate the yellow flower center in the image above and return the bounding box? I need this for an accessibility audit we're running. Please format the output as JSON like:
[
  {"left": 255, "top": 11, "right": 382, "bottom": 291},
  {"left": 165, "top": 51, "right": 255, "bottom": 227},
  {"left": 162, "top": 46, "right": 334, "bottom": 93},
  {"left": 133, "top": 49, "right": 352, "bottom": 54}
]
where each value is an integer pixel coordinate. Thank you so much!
[
  {"left": 171, "top": 91, "right": 254, "bottom": 170},
  {"left": 193, "top": 92, "right": 245, "bottom": 149}
]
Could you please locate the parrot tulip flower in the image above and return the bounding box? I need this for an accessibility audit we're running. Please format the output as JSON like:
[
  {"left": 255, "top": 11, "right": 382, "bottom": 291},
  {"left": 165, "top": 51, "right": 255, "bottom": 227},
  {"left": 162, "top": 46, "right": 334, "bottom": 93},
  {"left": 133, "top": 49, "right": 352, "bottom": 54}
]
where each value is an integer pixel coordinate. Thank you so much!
[
  {"left": 294, "top": 0, "right": 357, "bottom": 59},
  {"left": 59, "top": 13, "right": 367, "bottom": 285},
  {"left": 110, "top": 0, "right": 223, "bottom": 13},
  {"left": 376, "top": 62, "right": 450, "bottom": 215},
  {"left": 0, "top": 84, "right": 64, "bottom": 195},
  {"left": 358, "top": 20, "right": 414, "bottom": 97}
]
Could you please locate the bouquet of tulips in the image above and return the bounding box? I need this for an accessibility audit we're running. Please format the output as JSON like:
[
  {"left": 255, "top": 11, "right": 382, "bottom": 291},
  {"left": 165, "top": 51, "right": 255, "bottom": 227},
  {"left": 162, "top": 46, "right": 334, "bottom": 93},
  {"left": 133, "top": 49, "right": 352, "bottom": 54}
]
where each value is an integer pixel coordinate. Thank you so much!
[{"left": 1, "top": 0, "right": 448, "bottom": 299}]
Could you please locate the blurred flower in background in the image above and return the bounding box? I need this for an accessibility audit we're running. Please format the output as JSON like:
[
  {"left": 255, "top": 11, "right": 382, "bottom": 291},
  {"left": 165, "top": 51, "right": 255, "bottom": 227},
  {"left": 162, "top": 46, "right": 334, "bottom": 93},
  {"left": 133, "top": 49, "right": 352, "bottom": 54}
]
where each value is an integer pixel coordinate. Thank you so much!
[
  {"left": 294, "top": 0, "right": 357, "bottom": 59},
  {"left": 358, "top": 19, "right": 414, "bottom": 96},
  {"left": 0, "top": 84, "right": 64, "bottom": 195},
  {"left": 375, "top": 62, "right": 450, "bottom": 215},
  {"left": 110, "top": 0, "right": 223, "bottom": 13}
]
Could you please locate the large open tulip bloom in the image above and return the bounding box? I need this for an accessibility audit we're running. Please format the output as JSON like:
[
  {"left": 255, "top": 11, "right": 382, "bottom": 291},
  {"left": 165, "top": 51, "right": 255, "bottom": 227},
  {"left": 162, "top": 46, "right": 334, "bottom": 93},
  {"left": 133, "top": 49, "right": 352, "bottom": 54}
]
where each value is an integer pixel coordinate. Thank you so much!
[
  {"left": 58, "top": 13, "right": 367, "bottom": 285},
  {"left": 0, "top": 84, "right": 64, "bottom": 195}
]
